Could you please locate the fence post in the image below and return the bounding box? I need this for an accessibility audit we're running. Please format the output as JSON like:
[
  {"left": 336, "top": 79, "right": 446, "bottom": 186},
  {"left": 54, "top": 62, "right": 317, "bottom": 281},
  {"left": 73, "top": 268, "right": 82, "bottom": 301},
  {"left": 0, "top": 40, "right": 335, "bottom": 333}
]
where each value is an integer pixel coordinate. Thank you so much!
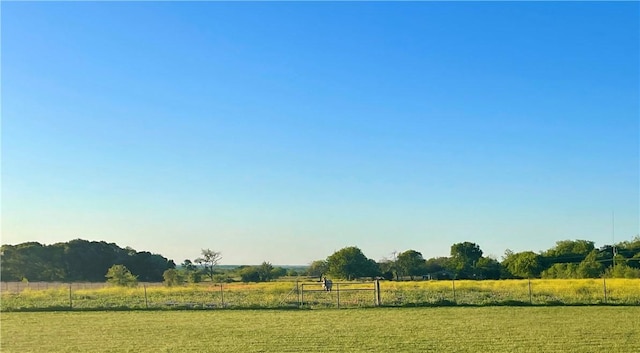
[
  {"left": 296, "top": 280, "right": 300, "bottom": 308},
  {"left": 528, "top": 278, "right": 533, "bottom": 304},
  {"left": 301, "top": 284, "right": 305, "bottom": 307},
  {"left": 452, "top": 279, "right": 457, "bottom": 303},
  {"left": 69, "top": 283, "right": 73, "bottom": 309},
  {"left": 375, "top": 280, "right": 381, "bottom": 306},
  {"left": 603, "top": 277, "right": 608, "bottom": 304},
  {"left": 336, "top": 283, "right": 340, "bottom": 309},
  {"left": 144, "top": 284, "right": 148, "bottom": 309},
  {"left": 220, "top": 283, "right": 224, "bottom": 307}
]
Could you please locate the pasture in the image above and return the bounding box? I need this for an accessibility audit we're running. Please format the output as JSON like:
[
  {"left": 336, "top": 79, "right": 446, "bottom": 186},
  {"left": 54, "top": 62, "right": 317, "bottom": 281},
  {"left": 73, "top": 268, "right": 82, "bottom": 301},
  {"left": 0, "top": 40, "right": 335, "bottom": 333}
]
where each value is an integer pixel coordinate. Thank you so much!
[
  {"left": 1, "top": 307, "right": 639, "bottom": 352},
  {"left": 1, "top": 278, "right": 639, "bottom": 311}
]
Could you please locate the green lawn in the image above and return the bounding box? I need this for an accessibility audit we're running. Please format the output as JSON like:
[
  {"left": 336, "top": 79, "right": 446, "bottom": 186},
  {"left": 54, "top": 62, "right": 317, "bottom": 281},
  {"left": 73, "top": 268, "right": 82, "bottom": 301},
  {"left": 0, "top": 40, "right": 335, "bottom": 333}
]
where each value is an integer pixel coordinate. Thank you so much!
[{"left": 2, "top": 307, "right": 638, "bottom": 352}]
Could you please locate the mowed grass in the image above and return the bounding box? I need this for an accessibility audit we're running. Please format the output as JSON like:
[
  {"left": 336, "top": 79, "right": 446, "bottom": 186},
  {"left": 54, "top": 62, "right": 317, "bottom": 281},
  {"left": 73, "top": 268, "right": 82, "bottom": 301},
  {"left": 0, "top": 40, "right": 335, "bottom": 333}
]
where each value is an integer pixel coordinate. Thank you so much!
[{"left": 2, "top": 307, "right": 639, "bottom": 353}]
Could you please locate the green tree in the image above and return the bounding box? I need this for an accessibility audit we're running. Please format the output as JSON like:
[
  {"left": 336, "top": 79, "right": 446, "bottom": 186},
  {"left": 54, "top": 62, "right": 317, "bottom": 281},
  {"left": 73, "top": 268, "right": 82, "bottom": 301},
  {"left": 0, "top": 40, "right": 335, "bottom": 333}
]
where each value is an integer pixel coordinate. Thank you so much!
[
  {"left": 1, "top": 239, "right": 173, "bottom": 282},
  {"left": 577, "top": 250, "right": 604, "bottom": 278},
  {"left": 125, "top": 251, "right": 175, "bottom": 282},
  {"left": 181, "top": 259, "right": 197, "bottom": 271},
  {"left": 542, "top": 240, "right": 595, "bottom": 267},
  {"left": 271, "top": 266, "right": 288, "bottom": 279},
  {"left": 365, "top": 258, "right": 381, "bottom": 279},
  {"left": 424, "top": 257, "right": 451, "bottom": 278},
  {"left": 0, "top": 242, "right": 65, "bottom": 281},
  {"left": 377, "top": 259, "right": 396, "bottom": 280},
  {"left": 239, "top": 266, "right": 261, "bottom": 282},
  {"left": 450, "top": 242, "right": 483, "bottom": 278},
  {"left": 541, "top": 263, "right": 579, "bottom": 279},
  {"left": 605, "top": 263, "right": 640, "bottom": 278},
  {"left": 615, "top": 236, "right": 640, "bottom": 268},
  {"left": 105, "top": 264, "right": 138, "bottom": 287},
  {"left": 180, "top": 259, "right": 202, "bottom": 283},
  {"left": 502, "top": 251, "right": 542, "bottom": 278},
  {"left": 326, "top": 246, "right": 376, "bottom": 280},
  {"left": 396, "top": 250, "right": 426, "bottom": 280},
  {"left": 307, "top": 260, "right": 328, "bottom": 279},
  {"left": 476, "top": 257, "right": 502, "bottom": 280},
  {"left": 64, "top": 239, "right": 130, "bottom": 282},
  {"left": 258, "top": 261, "right": 274, "bottom": 282},
  {"left": 195, "top": 249, "right": 222, "bottom": 282},
  {"left": 163, "top": 269, "right": 182, "bottom": 286}
]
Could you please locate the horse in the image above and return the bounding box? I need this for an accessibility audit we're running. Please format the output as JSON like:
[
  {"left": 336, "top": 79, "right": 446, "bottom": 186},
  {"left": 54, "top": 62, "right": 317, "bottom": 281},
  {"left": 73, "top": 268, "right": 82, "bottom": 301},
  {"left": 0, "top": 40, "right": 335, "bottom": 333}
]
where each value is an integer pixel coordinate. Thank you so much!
[{"left": 321, "top": 277, "right": 333, "bottom": 292}]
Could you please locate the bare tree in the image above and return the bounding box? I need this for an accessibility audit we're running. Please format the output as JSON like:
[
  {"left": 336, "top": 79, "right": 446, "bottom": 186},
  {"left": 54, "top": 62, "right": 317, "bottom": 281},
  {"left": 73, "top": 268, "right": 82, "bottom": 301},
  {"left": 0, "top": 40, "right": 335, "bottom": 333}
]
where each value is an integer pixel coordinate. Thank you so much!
[{"left": 195, "top": 249, "right": 222, "bottom": 282}]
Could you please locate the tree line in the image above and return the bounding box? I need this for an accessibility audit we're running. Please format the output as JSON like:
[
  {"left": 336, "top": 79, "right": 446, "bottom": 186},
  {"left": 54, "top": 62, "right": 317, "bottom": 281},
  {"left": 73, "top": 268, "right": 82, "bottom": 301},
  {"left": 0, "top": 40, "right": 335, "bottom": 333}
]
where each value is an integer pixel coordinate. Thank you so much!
[
  {"left": 0, "top": 239, "right": 175, "bottom": 282},
  {"left": 310, "top": 237, "right": 640, "bottom": 280},
  {"left": 1, "top": 236, "right": 639, "bottom": 283},
  {"left": 163, "top": 249, "right": 302, "bottom": 286}
]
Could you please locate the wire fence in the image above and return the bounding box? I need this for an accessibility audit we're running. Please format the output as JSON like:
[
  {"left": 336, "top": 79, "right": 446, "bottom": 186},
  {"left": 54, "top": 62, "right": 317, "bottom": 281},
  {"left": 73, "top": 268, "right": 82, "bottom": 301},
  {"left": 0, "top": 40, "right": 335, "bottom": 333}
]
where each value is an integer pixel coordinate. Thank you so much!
[{"left": 1, "top": 278, "right": 639, "bottom": 311}]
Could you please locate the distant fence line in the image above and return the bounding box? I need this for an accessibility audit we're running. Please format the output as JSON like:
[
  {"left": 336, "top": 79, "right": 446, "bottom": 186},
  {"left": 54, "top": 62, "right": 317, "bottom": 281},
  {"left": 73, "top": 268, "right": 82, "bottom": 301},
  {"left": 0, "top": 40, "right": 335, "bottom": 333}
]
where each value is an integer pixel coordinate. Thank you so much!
[
  {"left": 1, "top": 279, "right": 639, "bottom": 311},
  {"left": 0, "top": 281, "right": 165, "bottom": 293}
]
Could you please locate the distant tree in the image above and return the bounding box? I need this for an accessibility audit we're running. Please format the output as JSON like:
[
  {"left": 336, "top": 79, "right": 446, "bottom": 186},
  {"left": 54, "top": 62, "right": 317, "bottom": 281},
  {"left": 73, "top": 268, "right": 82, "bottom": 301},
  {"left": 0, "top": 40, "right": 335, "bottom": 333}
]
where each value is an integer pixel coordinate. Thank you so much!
[
  {"left": 634, "top": 253, "right": 640, "bottom": 270},
  {"left": 125, "top": 251, "right": 175, "bottom": 282},
  {"left": 239, "top": 266, "right": 261, "bottom": 282},
  {"left": 541, "top": 263, "right": 579, "bottom": 279},
  {"left": 542, "top": 240, "right": 595, "bottom": 266},
  {"left": 396, "top": 250, "right": 426, "bottom": 280},
  {"left": 105, "top": 265, "right": 138, "bottom": 287},
  {"left": 64, "top": 240, "right": 130, "bottom": 282},
  {"left": 271, "top": 266, "right": 288, "bottom": 279},
  {"left": 163, "top": 269, "right": 182, "bottom": 286},
  {"left": 195, "top": 249, "right": 222, "bottom": 282},
  {"left": 605, "top": 263, "right": 640, "bottom": 278},
  {"left": 181, "top": 259, "right": 197, "bottom": 271},
  {"left": 326, "top": 246, "right": 376, "bottom": 280},
  {"left": 307, "top": 260, "right": 328, "bottom": 279},
  {"left": 502, "top": 251, "right": 542, "bottom": 278},
  {"left": 1, "top": 239, "right": 171, "bottom": 282},
  {"left": 577, "top": 250, "right": 604, "bottom": 278},
  {"left": 213, "top": 273, "right": 233, "bottom": 283},
  {"left": 0, "top": 242, "right": 65, "bottom": 281},
  {"left": 187, "top": 271, "right": 203, "bottom": 283},
  {"left": 424, "top": 257, "right": 451, "bottom": 278},
  {"left": 365, "top": 258, "right": 381, "bottom": 279},
  {"left": 258, "top": 262, "right": 274, "bottom": 282},
  {"left": 450, "top": 242, "right": 483, "bottom": 278},
  {"left": 179, "top": 259, "right": 201, "bottom": 283},
  {"left": 476, "top": 257, "right": 502, "bottom": 280},
  {"left": 615, "top": 236, "right": 640, "bottom": 267},
  {"left": 377, "top": 259, "right": 396, "bottom": 280}
]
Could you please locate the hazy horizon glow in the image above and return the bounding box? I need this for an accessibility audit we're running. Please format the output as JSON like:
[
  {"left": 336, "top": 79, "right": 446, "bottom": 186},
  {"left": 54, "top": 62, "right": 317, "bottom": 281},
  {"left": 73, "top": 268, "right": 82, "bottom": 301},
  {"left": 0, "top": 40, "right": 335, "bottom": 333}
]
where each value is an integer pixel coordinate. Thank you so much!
[{"left": 2, "top": 2, "right": 638, "bottom": 265}]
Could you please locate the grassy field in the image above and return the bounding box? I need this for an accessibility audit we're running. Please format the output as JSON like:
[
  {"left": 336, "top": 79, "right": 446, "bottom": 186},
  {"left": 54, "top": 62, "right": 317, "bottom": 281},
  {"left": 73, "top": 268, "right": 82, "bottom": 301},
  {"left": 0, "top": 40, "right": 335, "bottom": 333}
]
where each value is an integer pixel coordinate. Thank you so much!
[
  {"left": 2, "top": 307, "right": 639, "bottom": 352},
  {"left": 2, "top": 278, "right": 639, "bottom": 311}
]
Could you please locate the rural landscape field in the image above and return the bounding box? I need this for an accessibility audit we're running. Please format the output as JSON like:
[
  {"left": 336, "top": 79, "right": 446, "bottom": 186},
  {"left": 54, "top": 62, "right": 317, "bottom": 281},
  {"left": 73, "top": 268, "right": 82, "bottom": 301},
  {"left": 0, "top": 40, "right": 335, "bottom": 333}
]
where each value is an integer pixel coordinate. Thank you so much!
[
  {"left": 3, "top": 1, "right": 639, "bottom": 352},
  {"left": 2, "top": 278, "right": 640, "bottom": 311},
  {"left": 3, "top": 279, "right": 639, "bottom": 352},
  {"left": 2, "top": 307, "right": 639, "bottom": 353}
]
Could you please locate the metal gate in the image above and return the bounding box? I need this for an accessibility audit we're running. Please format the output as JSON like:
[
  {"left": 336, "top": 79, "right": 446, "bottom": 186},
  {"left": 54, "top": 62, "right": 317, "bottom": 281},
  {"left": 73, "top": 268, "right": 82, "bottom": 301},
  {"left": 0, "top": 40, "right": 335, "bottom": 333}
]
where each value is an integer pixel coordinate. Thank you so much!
[{"left": 299, "top": 280, "right": 381, "bottom": 308}]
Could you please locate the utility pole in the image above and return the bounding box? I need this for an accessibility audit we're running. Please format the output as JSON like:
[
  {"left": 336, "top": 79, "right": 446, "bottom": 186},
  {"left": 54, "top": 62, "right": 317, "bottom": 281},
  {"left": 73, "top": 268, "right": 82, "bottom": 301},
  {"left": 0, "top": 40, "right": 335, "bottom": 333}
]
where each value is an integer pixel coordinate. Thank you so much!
[{"left": 612, "top": 211, "right": 617, "bottom": 271}]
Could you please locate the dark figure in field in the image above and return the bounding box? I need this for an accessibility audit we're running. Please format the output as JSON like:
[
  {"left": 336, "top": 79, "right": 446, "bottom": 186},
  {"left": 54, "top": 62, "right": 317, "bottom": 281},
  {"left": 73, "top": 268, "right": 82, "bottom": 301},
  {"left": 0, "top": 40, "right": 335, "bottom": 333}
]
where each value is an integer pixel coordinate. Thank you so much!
[{"left": 321, "top": 276, "right": 333, "bottom": 292}]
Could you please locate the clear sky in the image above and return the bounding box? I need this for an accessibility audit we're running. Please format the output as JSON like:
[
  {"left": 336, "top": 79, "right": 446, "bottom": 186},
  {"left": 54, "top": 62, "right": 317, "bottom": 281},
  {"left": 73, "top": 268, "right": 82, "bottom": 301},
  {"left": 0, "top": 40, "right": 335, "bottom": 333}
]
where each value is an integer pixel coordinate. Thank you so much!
[{"left": 2, "top": 1, "right": 638, "bottom": 265}]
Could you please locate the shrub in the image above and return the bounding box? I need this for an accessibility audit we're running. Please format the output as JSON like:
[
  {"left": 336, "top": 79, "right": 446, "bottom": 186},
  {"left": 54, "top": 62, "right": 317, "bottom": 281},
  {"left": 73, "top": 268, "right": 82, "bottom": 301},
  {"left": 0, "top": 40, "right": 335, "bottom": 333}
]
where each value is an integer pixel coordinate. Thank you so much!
[
  {"left": 105, "top": 265, "right": 138, "bottom": 287},
  {"left": 163, "top": 269, "right": 182, "bottom": 287}
]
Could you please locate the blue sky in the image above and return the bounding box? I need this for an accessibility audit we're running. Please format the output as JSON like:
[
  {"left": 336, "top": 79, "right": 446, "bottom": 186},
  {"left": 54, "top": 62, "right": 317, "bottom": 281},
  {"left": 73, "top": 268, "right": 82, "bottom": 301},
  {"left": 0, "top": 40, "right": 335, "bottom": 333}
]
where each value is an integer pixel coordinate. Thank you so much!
[{"left": 2, "top": 2, "right": 638, "bottom": 265}]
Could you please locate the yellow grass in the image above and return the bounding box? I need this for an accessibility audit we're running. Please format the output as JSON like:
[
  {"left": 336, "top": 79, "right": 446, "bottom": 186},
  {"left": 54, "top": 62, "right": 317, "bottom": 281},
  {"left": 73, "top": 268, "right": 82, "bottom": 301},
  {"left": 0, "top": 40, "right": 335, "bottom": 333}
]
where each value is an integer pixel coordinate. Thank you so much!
[{"left": 2, "top": 278, "right": 639, "bottom": 311}]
